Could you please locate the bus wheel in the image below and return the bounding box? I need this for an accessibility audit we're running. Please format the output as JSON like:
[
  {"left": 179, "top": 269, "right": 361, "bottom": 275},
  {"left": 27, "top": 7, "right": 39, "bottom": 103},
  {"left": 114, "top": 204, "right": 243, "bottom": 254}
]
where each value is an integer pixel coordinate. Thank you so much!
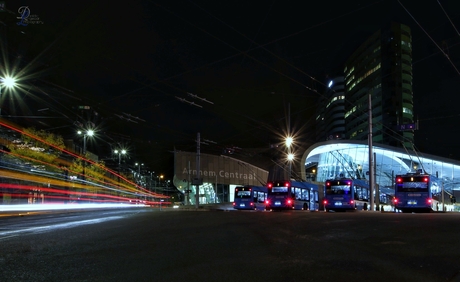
[{"left": 303, "top": 203, "right": 309, "bottom": 211}]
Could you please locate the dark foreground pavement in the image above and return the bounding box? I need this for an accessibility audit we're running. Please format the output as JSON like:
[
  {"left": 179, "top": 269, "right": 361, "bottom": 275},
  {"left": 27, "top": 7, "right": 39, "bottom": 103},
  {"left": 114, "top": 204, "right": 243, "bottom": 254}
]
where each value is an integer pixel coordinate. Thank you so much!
[{"left": 1, "top": 207, "right": 460, "bottom": 282}]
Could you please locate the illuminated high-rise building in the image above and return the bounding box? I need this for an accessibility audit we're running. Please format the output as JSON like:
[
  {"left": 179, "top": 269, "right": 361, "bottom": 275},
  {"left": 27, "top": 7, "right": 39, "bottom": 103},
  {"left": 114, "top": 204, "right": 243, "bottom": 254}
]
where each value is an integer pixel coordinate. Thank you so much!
[
  {"left": 315, "top": 76, "right": 346, "bottom": 142},
  {"left": 344, "top": 22, "right": 414, "bottom": 148}
]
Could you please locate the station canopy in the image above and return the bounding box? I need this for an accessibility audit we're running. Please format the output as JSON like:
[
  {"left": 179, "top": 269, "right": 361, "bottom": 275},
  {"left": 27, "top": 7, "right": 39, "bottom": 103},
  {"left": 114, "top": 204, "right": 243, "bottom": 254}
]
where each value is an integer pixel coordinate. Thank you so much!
[{"left": 302, "top": 140, "right": 460, "bottom": 195}]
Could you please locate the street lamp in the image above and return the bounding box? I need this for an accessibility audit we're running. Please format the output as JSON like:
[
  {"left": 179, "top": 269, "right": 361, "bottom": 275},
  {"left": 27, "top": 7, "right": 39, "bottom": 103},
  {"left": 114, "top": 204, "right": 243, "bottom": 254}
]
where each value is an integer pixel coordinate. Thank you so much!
[
  {"left": 287, "top": 152, "right": 294, "bottom": 180},
  {"left": 285, "top": 136, "right": 293, "bottom": 148},
  {"left": 135, "top": 162, "right": 143, "bottom": 174},
  {"left": 113, "top": 149, "right": 126, "bottom": 184},
  {"left": 0, "top": 76, "right": 17, "bottom": 115},
  {"left": 77, "top": 129, "right": 94, "bottom": 182},
  {"left": 77, "top": 129, "right": 94, "bottom": 156},
  {"left": 285, "top": 136, "right": 294, "bottom": 180},
  {"left": 135, "top": 162, "right": 144, "bottom": 183},
  {"left": 114, "top": 149, "right": 127, "bottom": 165}
]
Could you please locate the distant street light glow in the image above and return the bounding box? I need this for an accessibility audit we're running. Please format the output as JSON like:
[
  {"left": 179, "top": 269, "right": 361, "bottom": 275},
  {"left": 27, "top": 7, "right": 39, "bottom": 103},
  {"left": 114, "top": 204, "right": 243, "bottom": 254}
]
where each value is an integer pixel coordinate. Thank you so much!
[
  {"left": 0, "top": 76, "right": 18, "bottom": 115},
  {"left": 0, "top": 76, "right": 16, "bottom": 88},
  {"left": 285, "top": 136, "right": 293, "bottom": 148},
  {"left": 2, "top": 76, "right": 16, "bottom": 88},
  {"left": 77, "top": 129, "right": 95, "bottom": 156},
  {"left": 114, "top": 149, "right": 127, "bottom": 165}
]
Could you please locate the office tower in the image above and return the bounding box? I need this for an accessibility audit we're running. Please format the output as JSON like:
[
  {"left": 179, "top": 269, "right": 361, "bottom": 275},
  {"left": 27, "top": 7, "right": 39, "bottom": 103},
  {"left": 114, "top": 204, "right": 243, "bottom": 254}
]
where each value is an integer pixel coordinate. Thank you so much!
[
  {"left": 316, "top": 76, "right": 346, "bottom": 142},
  {"left": 344, "top": 22, "right": 414, "bottom": 148}
]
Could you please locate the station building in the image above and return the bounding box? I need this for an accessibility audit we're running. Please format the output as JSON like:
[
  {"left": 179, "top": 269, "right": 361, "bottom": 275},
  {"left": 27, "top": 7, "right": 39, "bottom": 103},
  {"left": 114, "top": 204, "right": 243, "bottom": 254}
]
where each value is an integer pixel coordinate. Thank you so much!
[
  {"left": 173, "top": 151, "right": 268, "bottom": 205},
  {"left": 172, "top": 141, "right": 459, "bottom": 211}
]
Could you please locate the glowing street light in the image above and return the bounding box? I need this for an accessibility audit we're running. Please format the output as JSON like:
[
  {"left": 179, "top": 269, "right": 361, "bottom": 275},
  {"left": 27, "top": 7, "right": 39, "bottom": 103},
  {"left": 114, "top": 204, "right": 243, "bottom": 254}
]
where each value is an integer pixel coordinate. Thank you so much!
[
  {"left": 135, "top": 162, "right": 144, "bottom": 186},
  {"left": 285, "top": 136, "right": 294, "bottom": 180},
  {"left": 76, "top": 129, "right": 94, "bottom": 182},
  {"left": 135, "top": 162, "right": 144, "bottom": 176},
  {"left": 0, "top": 76, "right": 17, "bottom": 115},
  {"left": 77, "top": 129, "right": 94, "bottom": 156},
  {"left": 0, "top": 76, "right": 16, "bottom": 92},
  {"left": 285, "top": 136, "right": 293, "bottom": 148},
  {"left": 114, "top": 149, "right": 127, "bottom": 165}
]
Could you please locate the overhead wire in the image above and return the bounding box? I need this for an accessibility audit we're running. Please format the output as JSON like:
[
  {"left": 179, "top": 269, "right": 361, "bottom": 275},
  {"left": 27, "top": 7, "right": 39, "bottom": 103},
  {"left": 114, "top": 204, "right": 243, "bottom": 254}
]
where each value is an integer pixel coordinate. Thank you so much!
[
  {"left": 185, "top": 0, "right": 386, "bottom": 97},
  {"left": 6, "top": 1, "right": 456, "bottom": 172},
  {"left": 182, "top": 0, "right": 420, "bottom": 155},
  {"left": 398, "top": 0, "right": 460, "bottom": 76},
  {"left": 437, "top": 0, "right": 460, "bottom": 37},
  {"left": 147, "top": 1, "right": 387, "bottom": 149},
  {"left": 319, "top": 1, "right": 460, "bottom": 155}
]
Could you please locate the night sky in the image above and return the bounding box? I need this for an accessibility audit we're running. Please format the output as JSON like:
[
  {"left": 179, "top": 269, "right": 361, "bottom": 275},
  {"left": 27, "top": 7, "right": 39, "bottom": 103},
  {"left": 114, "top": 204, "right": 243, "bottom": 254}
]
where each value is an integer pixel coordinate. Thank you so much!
[{"left": 1, "top": 0, "right": 459, "bottom": 176}]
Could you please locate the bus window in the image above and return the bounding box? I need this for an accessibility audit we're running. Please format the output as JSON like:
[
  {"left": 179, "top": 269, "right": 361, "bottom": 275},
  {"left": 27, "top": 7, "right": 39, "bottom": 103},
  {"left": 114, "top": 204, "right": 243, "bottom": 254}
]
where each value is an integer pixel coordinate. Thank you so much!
[
  {"left": 235, "top": 190, "right": 251, "bottom": 198},
  {"left": 257, "top": 192, "right": 266, "bottom": 203},
  {"left": 293, "top": 187, "right": 301, "bottom": 200},
  {"left": 396, "top": 177, "right": 429, "bottom": 192},
  {"left": 271, "top": 186, "right": 288, "bottom": 194},
  {"left": 302, "top": 189, "right": 309, "bottom": 201},
  {"left": 327, "top": 184, "right": 349, "bottom": 195}
]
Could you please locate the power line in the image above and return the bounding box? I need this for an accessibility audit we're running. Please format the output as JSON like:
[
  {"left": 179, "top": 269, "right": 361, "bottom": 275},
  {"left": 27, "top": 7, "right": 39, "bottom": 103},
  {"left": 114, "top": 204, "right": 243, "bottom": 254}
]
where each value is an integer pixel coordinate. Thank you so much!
[
  {"left": 437, "top": 0, "right": 460, "bottom": 37},
  {"left": 398, "top": 0, "right": 460, "bottom": 77}
]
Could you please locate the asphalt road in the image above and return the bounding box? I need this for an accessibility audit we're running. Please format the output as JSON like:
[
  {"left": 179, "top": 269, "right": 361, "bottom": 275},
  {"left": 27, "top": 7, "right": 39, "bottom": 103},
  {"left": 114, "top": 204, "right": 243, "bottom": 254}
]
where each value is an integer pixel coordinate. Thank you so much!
[{"left": 1, "top": 208, "right": 460, "bottom": 282}]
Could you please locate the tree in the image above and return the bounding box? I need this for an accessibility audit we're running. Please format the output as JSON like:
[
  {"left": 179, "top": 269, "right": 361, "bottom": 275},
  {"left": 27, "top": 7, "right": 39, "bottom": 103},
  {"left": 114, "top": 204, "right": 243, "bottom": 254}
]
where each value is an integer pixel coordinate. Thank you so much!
[{"left": 11, "top": 127, "right": 65, "bottom": 166}]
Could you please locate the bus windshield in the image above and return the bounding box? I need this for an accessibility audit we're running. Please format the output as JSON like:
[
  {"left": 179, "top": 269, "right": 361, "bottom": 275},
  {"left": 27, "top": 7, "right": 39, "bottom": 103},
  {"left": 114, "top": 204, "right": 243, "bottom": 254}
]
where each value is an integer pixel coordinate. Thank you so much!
[
  {"left": 396, "top": 176, "right": 429, "bottom": 192},
  {"left": 235, "top": 190, "right": 251, "bottom": 198},
  {"left": 270, "top": 186, "right": 288, "bottom": 194},
  {"left": 326, "top": 182, "right": 351, "bottom": 195}
]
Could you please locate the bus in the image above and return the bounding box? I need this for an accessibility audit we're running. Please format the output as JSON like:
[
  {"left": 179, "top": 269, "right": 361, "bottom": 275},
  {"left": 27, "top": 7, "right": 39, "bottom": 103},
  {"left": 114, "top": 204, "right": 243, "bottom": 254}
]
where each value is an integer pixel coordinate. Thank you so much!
[
  {"left": 393, "top": 173, "right": 441, "bottom": 213},
  {"left": 265, "top": 180, "right": 319, "bottom": 211},
  {"left": 233, "top": 185, "right": 268, "bottom": 211},
  {"left": 323, "top": 178, "right": 370, "bottom": 212}
]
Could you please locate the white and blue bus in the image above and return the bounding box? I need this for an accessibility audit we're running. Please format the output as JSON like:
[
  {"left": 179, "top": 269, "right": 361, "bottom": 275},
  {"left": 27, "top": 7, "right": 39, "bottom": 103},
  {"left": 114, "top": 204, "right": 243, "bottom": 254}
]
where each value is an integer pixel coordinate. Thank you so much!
[
  {"left": 265, "top": 180, "right": 319, "bottom": 211},
  {"left": 393, "top": 173, "right": 440, "bottom": 213},
  {"left": 233, "top": 185, "right": 268, "bottom": 211},
  {"left": 323, "top": 178, "right": 370, "bottom": 212}
]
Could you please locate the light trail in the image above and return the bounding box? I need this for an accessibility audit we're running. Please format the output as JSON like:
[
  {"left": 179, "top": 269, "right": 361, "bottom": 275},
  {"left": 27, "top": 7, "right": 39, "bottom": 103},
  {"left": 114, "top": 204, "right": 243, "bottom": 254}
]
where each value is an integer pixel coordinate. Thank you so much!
[
  {"left": 0, "top": 203, "right": 144, "bottom": 212},
  {"left": 0, "top": 215, "right": 126, "bottom": 239}
]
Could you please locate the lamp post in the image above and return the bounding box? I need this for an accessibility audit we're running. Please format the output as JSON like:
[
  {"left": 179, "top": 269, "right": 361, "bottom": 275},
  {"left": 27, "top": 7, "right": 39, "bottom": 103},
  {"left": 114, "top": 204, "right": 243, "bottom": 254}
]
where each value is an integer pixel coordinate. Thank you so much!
[
  {"left": 77, "top": 129, "right": 94, "bottom": 181},
  {"left": 287, "top": 152, "right": 294, "bottom": 180},
  {"left": 114, "top": 149, "right": 126, "bottom": 166},
  {"left": 135, "top": 162, "right": 143, "bottom": 180},
  {"left": 285, "top": 136, "right": 294, "bottom": 180},
  {"left": 113, "top": 149, "right": 126, "bottom": 184},
  {"left": 77, "top": 129, "right": 94, "bottom": 156},
  {"left": 148, "top": 171, "right": 154, "bottom": 192},
  {"left": 157, "top": 174, "right": 164, "bottom": 194},
  {"left": 135, "top": 162, "right": 143, "bottom": 173},
  {"left": 0, "top": 76, "right": 16, "bottom": 115}
]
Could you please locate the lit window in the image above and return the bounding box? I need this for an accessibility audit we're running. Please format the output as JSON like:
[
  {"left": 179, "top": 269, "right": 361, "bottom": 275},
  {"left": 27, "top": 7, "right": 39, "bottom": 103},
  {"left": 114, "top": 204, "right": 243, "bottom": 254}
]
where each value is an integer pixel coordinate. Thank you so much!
[{"left": 403, "top": 107, "right": 413, "bottom": 114}]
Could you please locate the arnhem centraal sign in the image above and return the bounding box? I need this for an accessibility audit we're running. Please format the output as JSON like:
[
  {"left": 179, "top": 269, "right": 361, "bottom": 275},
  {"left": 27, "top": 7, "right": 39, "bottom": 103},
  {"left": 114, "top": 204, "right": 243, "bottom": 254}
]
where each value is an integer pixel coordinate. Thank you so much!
[{"left": 174, "top": 151, "right": 268, "bottom": 186}]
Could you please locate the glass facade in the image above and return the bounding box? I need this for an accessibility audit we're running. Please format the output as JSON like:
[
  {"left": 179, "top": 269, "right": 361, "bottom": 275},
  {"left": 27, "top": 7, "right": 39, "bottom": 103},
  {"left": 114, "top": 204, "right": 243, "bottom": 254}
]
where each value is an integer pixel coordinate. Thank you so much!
[{"left": 303, "top": 140, "right": 460, "bottom": 195}]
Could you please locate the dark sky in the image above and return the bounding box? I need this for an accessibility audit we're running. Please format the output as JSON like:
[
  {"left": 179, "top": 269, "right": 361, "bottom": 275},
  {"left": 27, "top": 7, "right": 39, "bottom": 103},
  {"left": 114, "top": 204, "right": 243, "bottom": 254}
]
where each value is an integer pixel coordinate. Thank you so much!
[{"left": 1, "top": 0, "right": 460, "bottom": 176}]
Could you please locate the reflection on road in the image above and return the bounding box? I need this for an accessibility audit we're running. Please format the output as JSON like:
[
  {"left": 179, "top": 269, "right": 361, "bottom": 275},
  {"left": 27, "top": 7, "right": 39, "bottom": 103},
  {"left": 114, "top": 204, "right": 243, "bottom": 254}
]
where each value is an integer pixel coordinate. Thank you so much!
[{"left": 0, "top": 215, "right": 125, "bottom": 240}]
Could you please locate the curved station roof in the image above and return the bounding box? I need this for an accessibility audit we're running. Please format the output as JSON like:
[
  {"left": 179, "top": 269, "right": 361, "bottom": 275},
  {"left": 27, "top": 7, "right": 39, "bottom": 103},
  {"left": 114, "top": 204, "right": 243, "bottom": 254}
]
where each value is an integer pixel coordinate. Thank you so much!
[{"left": 301, "top": 140, "right": 460, "bottom": 195}]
